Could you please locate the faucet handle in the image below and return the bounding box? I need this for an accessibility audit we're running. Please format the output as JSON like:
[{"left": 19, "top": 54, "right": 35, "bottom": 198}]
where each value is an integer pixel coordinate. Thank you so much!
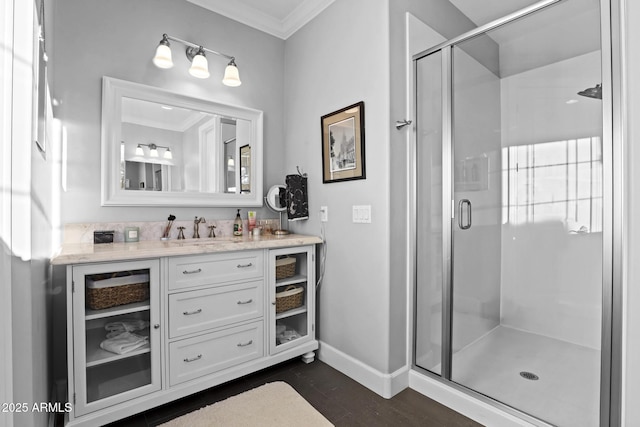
[
  {"left": 208, "top": 225, "right": 217, "bottom": 238},
  {"left": 177, "top": 226, "right": 186, "bottom": 240}
]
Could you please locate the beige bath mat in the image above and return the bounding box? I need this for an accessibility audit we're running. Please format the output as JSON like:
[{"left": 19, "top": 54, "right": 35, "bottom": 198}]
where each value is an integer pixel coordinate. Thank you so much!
[{"left": 159, "top": 381, "right": 333, "bottom": 427}]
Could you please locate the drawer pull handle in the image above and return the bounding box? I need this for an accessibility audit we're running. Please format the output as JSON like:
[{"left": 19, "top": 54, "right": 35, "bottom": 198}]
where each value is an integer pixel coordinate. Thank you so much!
[
  {"left": 236, "top": 263, "right": 253, "bottom": 268},
  {"left": 182, "top": 268, "right": 202, "bottom": 275},
  {"left": 184, "top": 354, "right": 202, "bottom": 363},
  {"left": 183, "top": 308, "right": 202, "bottom": 316},
  {"left": 237, "top": 299, "right": 253, "bottom": 305},
  {"left": 237, "top": 340, "right": 253, "bottom": 347}
]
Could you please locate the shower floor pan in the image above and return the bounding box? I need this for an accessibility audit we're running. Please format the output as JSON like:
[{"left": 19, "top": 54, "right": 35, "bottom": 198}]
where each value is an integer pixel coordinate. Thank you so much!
[{"left": 452, "top": 325, "right": 600, "bottom": 427}]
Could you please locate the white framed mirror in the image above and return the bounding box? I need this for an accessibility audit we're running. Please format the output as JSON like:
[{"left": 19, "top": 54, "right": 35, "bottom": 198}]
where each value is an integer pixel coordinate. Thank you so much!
[{"left": 101, "top": 77, "right": 263, "bottom": 206}]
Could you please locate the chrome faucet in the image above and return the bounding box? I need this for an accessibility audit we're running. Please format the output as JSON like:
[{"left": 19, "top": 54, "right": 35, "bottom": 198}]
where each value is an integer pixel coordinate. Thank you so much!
[
  {"left": 208, "top": 225, "right": 217, "bottom": 238},
  {"left": 193, "top": 216, "right": 206, "bottom": 238}
]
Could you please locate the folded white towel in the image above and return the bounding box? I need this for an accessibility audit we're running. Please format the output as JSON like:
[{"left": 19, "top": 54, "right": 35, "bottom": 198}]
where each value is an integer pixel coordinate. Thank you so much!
[
  {"left": 100, "top": 332, "right": 149, "bottom": 355},
  {"left": 105, "top": 319, "right": 149, "bottom": 337}
]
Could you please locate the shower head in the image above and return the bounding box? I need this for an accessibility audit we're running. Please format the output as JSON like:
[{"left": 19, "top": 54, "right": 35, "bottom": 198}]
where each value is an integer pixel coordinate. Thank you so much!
[{"left": 577, "top": 84, "right": 602, "bottom": 100}]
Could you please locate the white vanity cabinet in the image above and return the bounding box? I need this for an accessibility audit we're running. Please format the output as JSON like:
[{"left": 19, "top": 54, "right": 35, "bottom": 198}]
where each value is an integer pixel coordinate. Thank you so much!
[
  {"left": 62, "top": 239, "right": 319, "bottom": 426},
  {"left": 67, "top": 259, "right": 161, "bottom": 419}
]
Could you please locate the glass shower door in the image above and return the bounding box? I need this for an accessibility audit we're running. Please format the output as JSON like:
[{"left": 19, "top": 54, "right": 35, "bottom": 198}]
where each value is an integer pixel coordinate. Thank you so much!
[
  {"left": 449, "top": 2, "right": 604, "bottom": 426},
  {"left": 414, "top": 51, "right": 444, "bottom": 375}
]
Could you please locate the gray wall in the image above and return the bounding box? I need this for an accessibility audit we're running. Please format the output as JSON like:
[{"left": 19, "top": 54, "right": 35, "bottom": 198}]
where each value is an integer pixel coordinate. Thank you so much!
[
  {"left": 283, "top": 0, "right": 392, "bottom": 373},
  {"left": 51, "top": 0, "right": 286, "bottom": 224}
]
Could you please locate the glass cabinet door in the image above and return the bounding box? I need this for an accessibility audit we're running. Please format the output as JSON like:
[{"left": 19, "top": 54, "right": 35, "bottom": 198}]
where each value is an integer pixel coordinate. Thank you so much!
[
  {"left": 71, "top": 259, "right": 161, "bottom": 417},
  {"left": 269, "top": 246, "right": 315, "bottom": 355}
]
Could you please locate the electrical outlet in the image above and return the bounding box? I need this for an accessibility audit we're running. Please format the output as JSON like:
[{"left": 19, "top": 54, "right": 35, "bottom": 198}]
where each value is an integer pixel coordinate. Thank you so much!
[{"left": 320, "top": 206, "right": 328, "bottom": 222}]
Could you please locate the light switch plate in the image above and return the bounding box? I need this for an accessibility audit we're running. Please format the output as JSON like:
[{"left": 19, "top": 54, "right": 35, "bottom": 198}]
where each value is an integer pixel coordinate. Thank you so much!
[{"left": 352, "top": 205, "right": 371, "bottom": 223}]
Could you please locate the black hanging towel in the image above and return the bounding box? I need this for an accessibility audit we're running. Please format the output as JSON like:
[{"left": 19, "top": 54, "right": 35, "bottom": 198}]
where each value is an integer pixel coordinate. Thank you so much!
[{"left": 285, "top": 174, "right": 309, "bottom": 221}]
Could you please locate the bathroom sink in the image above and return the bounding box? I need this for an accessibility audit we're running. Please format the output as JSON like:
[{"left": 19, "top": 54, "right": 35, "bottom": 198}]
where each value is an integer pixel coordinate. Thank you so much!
[{"left": 165, "top": 238, "right": 240, "bottom": 246}]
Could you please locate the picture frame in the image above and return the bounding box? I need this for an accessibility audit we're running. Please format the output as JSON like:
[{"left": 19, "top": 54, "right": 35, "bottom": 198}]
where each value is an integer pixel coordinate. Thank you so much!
[
  {"left": 321, "top": 101, "right": 366, "bottom": 183},
  {"left": 240, "top": 144, "right": 251, "bottom": 193}
]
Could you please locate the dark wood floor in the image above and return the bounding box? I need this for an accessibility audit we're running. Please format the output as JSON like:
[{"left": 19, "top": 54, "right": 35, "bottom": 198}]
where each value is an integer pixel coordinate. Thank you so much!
[{"left": 103, "top": 359, "right": 484, "bottom": 427}]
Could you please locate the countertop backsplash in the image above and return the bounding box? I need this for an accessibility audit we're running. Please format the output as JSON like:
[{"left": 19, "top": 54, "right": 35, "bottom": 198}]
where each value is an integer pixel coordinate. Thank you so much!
[{"left": 63, "top": 218, "right": 281, "bottom": 244}]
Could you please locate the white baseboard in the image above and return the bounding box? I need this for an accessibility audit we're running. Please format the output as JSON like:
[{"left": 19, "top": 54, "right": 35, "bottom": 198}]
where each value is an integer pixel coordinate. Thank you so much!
[
  {"left": 317, "top": 340, "right": 409, "bottom": 398},
  {"left": 408, "top": 370, "right": 537, "bottom": 427}
]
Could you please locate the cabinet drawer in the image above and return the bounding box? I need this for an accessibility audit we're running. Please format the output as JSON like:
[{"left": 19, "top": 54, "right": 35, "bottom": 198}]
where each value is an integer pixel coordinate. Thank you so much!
[
  {"left": 168, "top": 251, "right": 263, "bottom": 290},
  {"left": 169, "top": 280, "right": 263, "bottom": 338},
  {"left": 169, "top": 321, "right": 264, "bottom": 386}
]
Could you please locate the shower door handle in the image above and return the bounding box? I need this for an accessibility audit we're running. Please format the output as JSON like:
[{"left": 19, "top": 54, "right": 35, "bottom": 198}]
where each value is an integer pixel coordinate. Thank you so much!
[{"left": 458, "top": 199, "right": 472, "bottom": 230}]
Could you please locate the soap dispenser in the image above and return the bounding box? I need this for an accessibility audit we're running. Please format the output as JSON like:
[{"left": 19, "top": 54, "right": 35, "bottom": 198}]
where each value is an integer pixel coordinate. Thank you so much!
[{"left": 233, "top": 209, "right": 243, "bottom": 236}]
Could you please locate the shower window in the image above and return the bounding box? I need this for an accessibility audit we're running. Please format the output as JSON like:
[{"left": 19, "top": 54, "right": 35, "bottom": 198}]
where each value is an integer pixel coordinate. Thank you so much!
[{"left": 502, "top": 137, "right": 603, "bottom": 233}]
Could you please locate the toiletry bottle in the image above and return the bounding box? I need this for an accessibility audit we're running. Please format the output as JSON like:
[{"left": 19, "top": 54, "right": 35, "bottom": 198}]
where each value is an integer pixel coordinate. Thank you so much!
[
  {"left": 234, "top": 209, "right": 243, "bottom": 236},
  {"left": 248, "top": 211, "right": 257, "bottom": 232}
]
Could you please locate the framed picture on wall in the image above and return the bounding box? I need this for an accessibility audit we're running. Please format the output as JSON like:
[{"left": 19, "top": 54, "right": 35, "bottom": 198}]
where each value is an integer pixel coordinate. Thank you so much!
[{"left": 321, "top": 101, "right": 366, "bottom": 183}]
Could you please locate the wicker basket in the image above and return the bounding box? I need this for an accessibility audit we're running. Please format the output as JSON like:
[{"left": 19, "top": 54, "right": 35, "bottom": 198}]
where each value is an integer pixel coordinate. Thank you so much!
[
  {"left": 86, "top": 273, "right": 150, "bottom": 310},
  {"left": 275, "top": 285, "right": 304, "bottom": 313},
  {"left": 275, "top": 256, "right": 296, "bottom": 279}
]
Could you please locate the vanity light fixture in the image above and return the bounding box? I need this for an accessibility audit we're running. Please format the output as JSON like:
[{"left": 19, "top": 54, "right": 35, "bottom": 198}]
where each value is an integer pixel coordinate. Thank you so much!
[
  {"left": 153, "top": 34, "right": 241, "bottom": 87},
  {"left": 136, "top": 143, "right": 172, "bottom": 159}
]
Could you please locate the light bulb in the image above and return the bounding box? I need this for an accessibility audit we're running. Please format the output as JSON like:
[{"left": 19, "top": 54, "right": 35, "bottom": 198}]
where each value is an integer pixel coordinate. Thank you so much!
[
  {"left": 153, "top": 37, "right": 173, "bottom": 69},
  {"left": 222, "top": 60, "right": 241, "bottom": 87},
  {"left": 149, "top": 147, "right": 159, "bottom": 157},
  {"left": 189, "top": 50, "right": 210, "bottom": 79}
]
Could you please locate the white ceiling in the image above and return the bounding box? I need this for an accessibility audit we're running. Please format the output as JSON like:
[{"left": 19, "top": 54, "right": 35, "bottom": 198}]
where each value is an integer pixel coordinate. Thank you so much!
[
  {"left": 447, "top": 0, "right": 540, "bottom": 26},
  {"left": 186, "top": 0, "right": 336, "bottom": 39},
  {"left": 183, "top": 0, "right": 600, "bottom": 73},
  {"left": 185, "top": 0, "right": 543, "bottom": 40}
]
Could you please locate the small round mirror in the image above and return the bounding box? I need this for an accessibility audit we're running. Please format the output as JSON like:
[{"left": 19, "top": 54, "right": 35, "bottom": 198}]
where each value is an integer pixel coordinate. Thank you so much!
[{"left": 265, "top": 184, "right": 286, "bottom": 212}]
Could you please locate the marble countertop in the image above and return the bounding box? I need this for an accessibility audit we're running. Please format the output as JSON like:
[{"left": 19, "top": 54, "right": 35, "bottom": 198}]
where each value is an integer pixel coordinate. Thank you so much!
[{"left": 51, "top": 234, "right": 323, "bottom": 265}]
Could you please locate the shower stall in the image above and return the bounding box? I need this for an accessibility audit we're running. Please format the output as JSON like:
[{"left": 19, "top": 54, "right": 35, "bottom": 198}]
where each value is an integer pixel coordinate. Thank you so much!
[{"left": 412, "top": 0, "right": 616, "bottom": 426}]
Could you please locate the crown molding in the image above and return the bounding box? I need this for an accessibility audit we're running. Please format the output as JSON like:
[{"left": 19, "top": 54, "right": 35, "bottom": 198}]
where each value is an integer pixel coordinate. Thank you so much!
[{"left": 186, "top": 0, "right": 335, "bottom": 40}]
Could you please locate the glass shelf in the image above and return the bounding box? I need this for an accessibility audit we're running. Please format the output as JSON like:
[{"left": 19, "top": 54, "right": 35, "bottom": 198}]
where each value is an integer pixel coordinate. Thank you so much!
[
  {"left": 85, "top": 300, "right": 151, "bottom": 320},
  {"left": 276, "top": 274, "right": 307, "bottom": 287},
  {"left": 85, "top": 326, "right": 150, "bottom": 367},
  {"left": 275, "top": 305, "right": 307, "bottom": 320}
]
